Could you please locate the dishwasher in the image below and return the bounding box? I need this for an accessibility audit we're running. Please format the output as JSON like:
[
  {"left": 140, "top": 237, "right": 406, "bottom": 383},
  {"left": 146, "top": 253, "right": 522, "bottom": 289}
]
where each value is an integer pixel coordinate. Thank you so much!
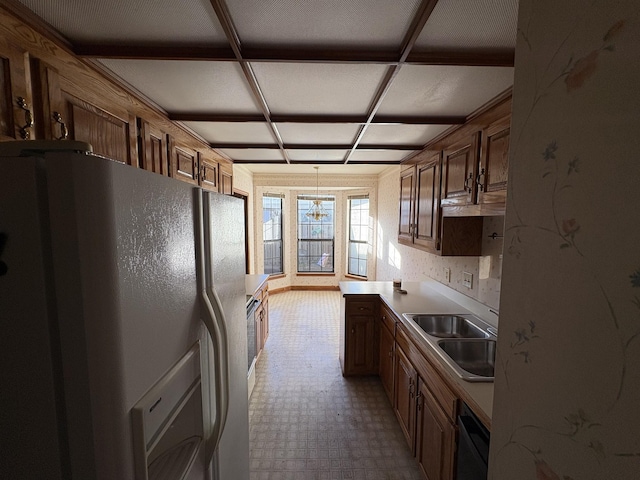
[{"left": 456, "top": 402, "right": 490, "bottom": 480}]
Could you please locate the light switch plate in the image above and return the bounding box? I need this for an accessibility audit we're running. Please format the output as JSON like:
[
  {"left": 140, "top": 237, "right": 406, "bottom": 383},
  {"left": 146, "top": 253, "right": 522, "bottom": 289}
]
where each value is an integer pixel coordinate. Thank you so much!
[
  {"left": 444, "top": 268, "right": 451, "bottom": 283},
  {"left": 463, "top": 271, "right": 473, "bottom": 289}
]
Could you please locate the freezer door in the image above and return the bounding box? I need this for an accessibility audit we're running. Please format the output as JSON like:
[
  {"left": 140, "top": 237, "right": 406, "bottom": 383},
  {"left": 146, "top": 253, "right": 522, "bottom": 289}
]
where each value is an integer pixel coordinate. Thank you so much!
[
  {"left": 202, "top": 191, "right": 250, "bottom": 480},
  {"left": 43, "top": 153, "right": 204, "bottom": 478}
]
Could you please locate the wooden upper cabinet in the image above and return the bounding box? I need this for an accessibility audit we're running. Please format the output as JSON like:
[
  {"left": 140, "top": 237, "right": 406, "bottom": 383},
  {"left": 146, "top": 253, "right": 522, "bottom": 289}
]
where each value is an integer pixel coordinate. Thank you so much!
[
  {"left": 398, "top": 152, "right": 441, "bottom": 254},
  {"left": 398, "top": 166, "right": 415, "bottom": 244},
  {"left": 414, "top": 153, "right": 441, "bottom": 251},
  {"left": 0, "top": 41, "right": 34, "bottom": 141},
  {"left": 441, "top": 132, "right": 480, "bottom": 207},
  {"left": 138, "top": 118, "right": 168, "bottom": 176},
  {"left": 477, "top": 115, "right": 510, "bottom": 207},
  {"left": 198, "top": 154, "right": 219, "bottom": 192},
  {"left": 169, "top": 137, "right": 199, "bottom": 186},
  {"left": 219, "top": 162, "right": 233, "bottom": 195},
  {"left": 32, "top": 59, "right": 137, "bottom": 165}
]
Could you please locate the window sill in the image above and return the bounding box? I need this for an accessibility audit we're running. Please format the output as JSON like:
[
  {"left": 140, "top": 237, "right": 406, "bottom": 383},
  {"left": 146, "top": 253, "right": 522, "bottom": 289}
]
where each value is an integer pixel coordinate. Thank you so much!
[
  {"left": 267, "top": 273, "right": 286, "bottom": 280},
  {"left": 345, "top": 274, "right": 368, "bottom": 281},
  {"left": 296, "top": 272, "right": 336, "bottom": 276}
]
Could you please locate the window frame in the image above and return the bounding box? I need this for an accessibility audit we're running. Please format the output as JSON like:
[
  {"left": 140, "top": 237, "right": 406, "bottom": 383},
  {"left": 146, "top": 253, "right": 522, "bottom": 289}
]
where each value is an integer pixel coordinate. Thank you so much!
[
  {"left": 347, "top": 194, "right": 370, "bottom": 278},
  {"left": 262, "top": 194, "right": 284, "bottom": 275},
  {"left": 296, "top": 194, "right": 336, "bottom": 273}
]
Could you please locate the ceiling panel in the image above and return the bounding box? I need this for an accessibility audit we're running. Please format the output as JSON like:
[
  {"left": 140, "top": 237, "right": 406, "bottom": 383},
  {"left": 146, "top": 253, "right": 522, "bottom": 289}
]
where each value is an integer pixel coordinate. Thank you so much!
[
  {"left": 226, "top": 0, "right": 422, "bottom": 48},
  {"left": 276, "top": 123, "right": 361, "bottom": 145},
  {"left": 241, "top": 163, "right": 391, "bottom": 175},
  {"left": 218, "top": 148, "right": 285, "bottom": 161},
  {"left": 183, "top": 122, "right": 276, "bottom": 143},
  {"left": 377, "top": 65, "right": 514, "bottom": 117},
  {"left": 286, "top": 149, "right": 349, "bottom": 162},
  {"left": 349, "top": 150, "right": 416, "bottom": 162},
  {"left": 251, "top": 63, "right": 389, "bottom": 115},
  {"left": 414, "top": 0, "right": 519, "bottom": 50},
  {"left": 17, "top": 0, "right": 228, "bottom": 44},
  {"left": 360, "top": 124, "right": 452, "bottom": 146},
  {"left": 98, "top": 60, "right": 263, "bottom": 114}
]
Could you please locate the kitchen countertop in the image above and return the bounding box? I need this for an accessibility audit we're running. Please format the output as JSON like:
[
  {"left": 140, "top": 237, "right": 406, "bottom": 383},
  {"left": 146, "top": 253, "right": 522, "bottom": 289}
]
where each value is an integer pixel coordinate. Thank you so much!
[
  {"left": 246, "top": 274, "right": 269, "bottom": 296},
  {"left": 339, "top": 279, "right": 495, "bottom": 429}
]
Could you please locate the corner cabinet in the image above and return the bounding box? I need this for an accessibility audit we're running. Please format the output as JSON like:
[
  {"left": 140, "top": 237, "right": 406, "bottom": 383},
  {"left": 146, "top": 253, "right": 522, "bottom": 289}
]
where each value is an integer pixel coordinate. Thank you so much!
[
  {"left": 398, "top": 151, "right": 442, "bottom": 254},
  {"left": 340, "top": 295, "right": 379, "bottom": 376}
]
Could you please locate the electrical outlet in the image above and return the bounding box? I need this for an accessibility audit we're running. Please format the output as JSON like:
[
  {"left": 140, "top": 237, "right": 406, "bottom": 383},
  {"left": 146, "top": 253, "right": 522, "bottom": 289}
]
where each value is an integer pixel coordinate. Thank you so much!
[
  {"left": 444, "top": 268, "right": 451, "bottom": 283},
  {"left": 463, "top": 271, "right": 473, "bottom": 289}
]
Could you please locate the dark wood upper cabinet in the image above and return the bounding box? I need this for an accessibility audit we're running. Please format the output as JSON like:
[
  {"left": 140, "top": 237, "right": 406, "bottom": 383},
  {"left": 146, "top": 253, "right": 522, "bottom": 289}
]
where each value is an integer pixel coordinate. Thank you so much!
[
  {"left": 441, "top": 132, "right": 480, "bottom": 208},
  {"left": 398, "top": 152, "right": 442, "bottom": 254},
  {"left": 198, "top": 152, "right": 219, "bottom": 192},
  {"left": 477, "top": 115, "right": 511, "bottom": 207},
  {"left": 398, "top": 166, "right": 415, "bottom": 244},
  {"left": 0, "top": 41, "right": 33, "bottom": 141},
  {"left": 169, "top": 137, "right": 199, "bottom": 186},
  {"left": 219, "top": 162, "right": 233, "bottom": 195},
  {"left": 414, "top": 153, "right": 442, "bottom": 251},
  {"left": 32, "top": 59, "right": 137, "bottom": 165},
  {"left": 138, "top": 118, "right": 168, "bottom": 176}
]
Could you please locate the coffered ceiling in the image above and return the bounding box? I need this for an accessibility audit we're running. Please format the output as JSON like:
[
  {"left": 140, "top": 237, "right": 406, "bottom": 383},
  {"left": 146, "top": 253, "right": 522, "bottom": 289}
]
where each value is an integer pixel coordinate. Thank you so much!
[{"left": 14, "top": 0, "right": 518, "bottom": 173}]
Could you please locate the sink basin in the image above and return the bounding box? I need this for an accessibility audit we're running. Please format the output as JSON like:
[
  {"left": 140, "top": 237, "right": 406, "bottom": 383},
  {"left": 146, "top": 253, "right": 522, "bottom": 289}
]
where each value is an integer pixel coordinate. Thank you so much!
[
  {"left": 403, "top": 314, "right": 489, "bottom": 339},
  {"left": 437, "top": 339, "right": 496, "bottom": 379}
]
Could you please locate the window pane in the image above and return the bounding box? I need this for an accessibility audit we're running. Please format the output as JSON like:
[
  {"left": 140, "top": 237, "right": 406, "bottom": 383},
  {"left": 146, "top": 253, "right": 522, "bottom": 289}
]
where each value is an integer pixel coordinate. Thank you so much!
[
  {"left": 348, "top": 196, "right": 369, "bottom": 277},
  {"left": 297, "top": 194, "right": 335, "bottom": 273},
  {"left": 263, "top": 196, "right": 283, "bottom": 274}
]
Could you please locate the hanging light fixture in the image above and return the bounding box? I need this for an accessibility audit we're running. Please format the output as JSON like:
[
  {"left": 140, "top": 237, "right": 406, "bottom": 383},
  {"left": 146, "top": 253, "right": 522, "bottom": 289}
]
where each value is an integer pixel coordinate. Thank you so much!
[{"left": 305, "top": 166, "right": 329, "bottom": 221}]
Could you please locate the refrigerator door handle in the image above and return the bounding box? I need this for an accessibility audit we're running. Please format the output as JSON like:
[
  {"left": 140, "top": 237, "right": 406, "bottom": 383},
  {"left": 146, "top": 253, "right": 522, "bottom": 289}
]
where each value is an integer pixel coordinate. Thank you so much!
[{"left": 194, "top": 189, "right": 230, "bottom": 468}]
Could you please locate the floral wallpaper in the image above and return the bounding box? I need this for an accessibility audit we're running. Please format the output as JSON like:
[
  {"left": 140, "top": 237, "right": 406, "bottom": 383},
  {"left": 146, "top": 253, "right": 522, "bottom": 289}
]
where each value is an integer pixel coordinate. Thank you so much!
[{"left": 489, "top": 1, "right": 640, "bottom": 479}]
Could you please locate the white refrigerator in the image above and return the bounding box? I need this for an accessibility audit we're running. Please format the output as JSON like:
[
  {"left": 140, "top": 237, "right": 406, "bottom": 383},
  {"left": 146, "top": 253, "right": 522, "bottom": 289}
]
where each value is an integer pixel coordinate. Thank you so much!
[{"left": 0, "top": 142, "right": 250, "bottom": 480}]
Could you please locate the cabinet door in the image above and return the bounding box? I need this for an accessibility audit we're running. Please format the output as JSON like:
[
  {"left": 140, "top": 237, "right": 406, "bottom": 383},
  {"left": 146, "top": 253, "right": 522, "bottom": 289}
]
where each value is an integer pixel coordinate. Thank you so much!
[
  {"left": 477, "top": 115, "right": 510, "bottom": 206},
  {"left": 169, "top": 137, "right": 199, "bottom": 185},
  {"left": 198, "top": 153, "right": 219, "bottom": 192},
  {"left": 345, "top": 315, "right": 377, "bottom": 374},
  {"left": 394, "top": 346, "right": 417, "bottom": 452},
  {"left": 398, "top": 166, "right": 415, "bottom": 245},
  {"left": 441, "top": 133, "right": 480, "bottom": 207},
  {"left": 0, "top": 41, "right": 33, "bottom": 141},
  {"left": 379, "top": 321, "right": 394, "bottom": 406},
  {"left": 414, "top": 153, "right": 441, "bottom": 252},
  {"left": 219, "top": 162, "right": 233, "bottom": 195},
  {"left": 138, "top": 118, "right": 168, "bottom": 176},
  {"left": 416, "top": 380, "right": 456, "bottom": 480},
  {"left": 34, "top": 60, "right": 137, "bottom": 164}
]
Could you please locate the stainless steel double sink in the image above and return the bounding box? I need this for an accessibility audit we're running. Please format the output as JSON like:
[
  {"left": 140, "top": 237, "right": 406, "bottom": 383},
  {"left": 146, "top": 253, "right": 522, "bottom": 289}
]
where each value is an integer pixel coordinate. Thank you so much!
[{"left": 402, "top": 313, "right": 497, "bottom": 382}]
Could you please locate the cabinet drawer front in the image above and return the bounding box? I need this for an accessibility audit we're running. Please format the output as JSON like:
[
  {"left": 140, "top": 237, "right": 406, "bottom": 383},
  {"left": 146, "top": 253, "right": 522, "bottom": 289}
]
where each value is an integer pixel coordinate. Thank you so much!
[
  {"left": 380, "top": 303, "right": 397, "bottom": 335},
  {"left": 397, "top": 323, "right": 458, "bottom": 421},
  {"left": 347, "top": 301, "right": 376, "bottom": 315}
]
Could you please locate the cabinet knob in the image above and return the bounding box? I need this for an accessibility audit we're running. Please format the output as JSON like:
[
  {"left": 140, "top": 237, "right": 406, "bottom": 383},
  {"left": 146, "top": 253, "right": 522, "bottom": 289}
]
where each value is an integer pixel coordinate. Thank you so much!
[
  {"left": 351, "top": 328, "right": 355, "bottom": 334},
  {"left": 388, "top": 350, "right": 393, "bottom": 358}
]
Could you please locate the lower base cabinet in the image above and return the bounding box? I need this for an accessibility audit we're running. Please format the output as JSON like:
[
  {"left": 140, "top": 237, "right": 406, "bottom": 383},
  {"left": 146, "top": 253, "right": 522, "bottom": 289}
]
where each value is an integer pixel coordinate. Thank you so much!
[
  {"left": 394, "top": 346, "right": 417, "bottom": 451},
  {"left": 416, "top": 379, "right": 456, "bottom": 480}
]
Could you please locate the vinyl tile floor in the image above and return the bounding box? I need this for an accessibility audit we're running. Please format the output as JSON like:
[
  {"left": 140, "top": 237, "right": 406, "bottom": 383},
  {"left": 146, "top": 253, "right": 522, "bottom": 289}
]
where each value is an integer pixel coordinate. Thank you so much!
[{"left": 248, "top": 290, "right": 423, "bottom": 480}]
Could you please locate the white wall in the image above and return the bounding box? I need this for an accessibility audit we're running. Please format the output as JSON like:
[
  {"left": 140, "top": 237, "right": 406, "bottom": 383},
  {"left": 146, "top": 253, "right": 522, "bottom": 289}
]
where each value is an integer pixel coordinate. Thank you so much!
[
  {"left": 375, "top": 166, "right": 504, "bottom": 310},
  {"left": 489, "top": 1, "right": 640, "bottom": 478},
  {"left": 232, "top": 164, "right": 255, "bottom": 273}
]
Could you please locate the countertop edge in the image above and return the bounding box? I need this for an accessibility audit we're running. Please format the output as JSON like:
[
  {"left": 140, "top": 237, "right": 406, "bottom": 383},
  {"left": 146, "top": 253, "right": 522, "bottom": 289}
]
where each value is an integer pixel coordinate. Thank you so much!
[{"left": 246, "top": 274, "right": 269, "bottom": 296}]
